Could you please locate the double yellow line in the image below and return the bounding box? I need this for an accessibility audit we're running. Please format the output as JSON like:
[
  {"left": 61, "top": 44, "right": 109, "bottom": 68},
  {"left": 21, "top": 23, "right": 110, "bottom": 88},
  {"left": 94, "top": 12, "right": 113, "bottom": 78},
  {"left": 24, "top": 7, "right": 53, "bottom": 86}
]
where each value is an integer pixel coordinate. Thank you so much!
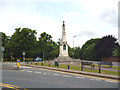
[{"left": 0, "top": 83, "right": 28, "bottom": 90}]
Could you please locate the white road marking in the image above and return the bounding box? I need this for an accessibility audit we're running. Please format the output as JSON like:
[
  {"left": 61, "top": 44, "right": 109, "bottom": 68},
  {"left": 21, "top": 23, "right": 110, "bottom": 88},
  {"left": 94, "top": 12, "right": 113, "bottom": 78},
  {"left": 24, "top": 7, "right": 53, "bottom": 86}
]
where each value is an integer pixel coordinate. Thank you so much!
[
  {"left": 76, "top": 77, "right": 85, "bottom": 79},
  {"left": 94, "top": 79, "right": 101, "bottom": 81},
  {"left": 105, "top": 80, "right": 117, "bottom": 83},
  {"left": 35, "top": 72, "right": 41, "bottom": 74},
  {"left": 53, "top": 74, "right": 60, "bottom": 76},
  {"left": 21, "top": 66, "right": 32, "bottom": 68},
  {"left": 43, "top": 73, "right": 47, "bottom": 74},
  {"left": 27, "top": 71, "right": 32, "bottom": 72},
  {"left": 47, "top": 73, "right": 51, "bottom": 74},
  {"left": 89, "top": 78, "right": 95, "bottom": 80},
  {"left": 62, "top": 75, "right": 71, "bottom": 77},
  {"left": 20, "top": 70, "right": 25, "bottom": 72}
]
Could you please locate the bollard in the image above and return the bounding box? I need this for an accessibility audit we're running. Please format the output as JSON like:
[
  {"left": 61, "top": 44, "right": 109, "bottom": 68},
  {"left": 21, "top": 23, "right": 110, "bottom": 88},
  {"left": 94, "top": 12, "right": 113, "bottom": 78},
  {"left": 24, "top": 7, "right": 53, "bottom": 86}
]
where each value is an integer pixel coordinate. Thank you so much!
[
  {"left": 99, "top": 67, "right": 101, "bottom": 73},
  {"left": 36, "top": 63, "right": 37, "bottom": 65},
  {"left": 68, "top": 65, "right": 69, "bottom": 69},
  {"left": 57, "top": 65, "right": 59, "bottom": 68},
  {"left": 27, "top": 61, "right": 28, "bottom": 64},
  {"left": 42, "top": 63, "right": 43, "bottom": 66},
  {"left": 49, "top": 63, "right": 50, "bottom": 67},
  {"left": 17, "top": 59, "right": 20, "bottom": 69},
  {"left": 81, "top": 65, "right": 83, "bottom": 71}
]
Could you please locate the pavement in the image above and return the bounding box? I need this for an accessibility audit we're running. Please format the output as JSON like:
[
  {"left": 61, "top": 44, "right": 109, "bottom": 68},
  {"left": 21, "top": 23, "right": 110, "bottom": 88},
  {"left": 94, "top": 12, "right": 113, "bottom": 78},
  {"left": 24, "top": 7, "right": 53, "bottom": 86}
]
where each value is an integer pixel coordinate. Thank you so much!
[{"left": 23, "top": 63, "right": 120, "bottom": 81}]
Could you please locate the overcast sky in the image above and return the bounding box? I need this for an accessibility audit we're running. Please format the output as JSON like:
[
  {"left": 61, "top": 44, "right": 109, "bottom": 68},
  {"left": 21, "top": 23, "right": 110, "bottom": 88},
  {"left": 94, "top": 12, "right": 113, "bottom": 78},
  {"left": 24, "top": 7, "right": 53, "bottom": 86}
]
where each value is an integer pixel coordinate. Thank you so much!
[{"left": 0, "top": 0, "right": 119, "bottom": 47}]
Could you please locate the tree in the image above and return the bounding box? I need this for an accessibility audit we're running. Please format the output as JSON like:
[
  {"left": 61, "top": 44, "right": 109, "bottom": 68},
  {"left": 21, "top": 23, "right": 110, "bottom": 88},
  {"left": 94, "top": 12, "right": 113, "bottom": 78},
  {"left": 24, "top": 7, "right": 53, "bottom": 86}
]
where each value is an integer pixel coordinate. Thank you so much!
[
  {"left": 6, "top": 28, "right": 37, "bottom": 60},
  {"left": 74, "top": 47, "right": 81, "bottom": 59},
  {"left": 112, "top": 43, "right": 120, "bottom": 56},
  {"left": 1, "top": 32, "right": 10, "bottom": 47},
  {"left": 80, "top": 38, "right": 100, "bottom": 60},
  {"left": 68, "top": 46, "right": 74, "bottom": 58},
  {"left": 94, "top": 35, "right": 117, "bottom": 60},
  {"left": 38, "top": 32, "right": 59, "bottom": 60}
]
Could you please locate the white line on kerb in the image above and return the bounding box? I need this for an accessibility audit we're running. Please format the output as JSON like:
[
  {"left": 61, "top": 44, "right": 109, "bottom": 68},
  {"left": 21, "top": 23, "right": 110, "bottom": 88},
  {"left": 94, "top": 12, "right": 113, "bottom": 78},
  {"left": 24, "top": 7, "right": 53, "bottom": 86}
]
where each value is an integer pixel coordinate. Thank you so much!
[
  {"left": 62, "top": 75, "right": 71, "bottom": 77},
  {"left": 27, "top": 71, "right": 32, "bottom": 72}
]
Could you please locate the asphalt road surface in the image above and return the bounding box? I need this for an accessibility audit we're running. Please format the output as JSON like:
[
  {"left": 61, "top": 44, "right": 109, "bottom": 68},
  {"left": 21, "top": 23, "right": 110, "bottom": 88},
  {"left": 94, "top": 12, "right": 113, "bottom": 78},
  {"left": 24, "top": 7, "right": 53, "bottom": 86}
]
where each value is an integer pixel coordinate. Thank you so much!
[{"left": 2, "top": 62, "right": 118, "bottom": 89}]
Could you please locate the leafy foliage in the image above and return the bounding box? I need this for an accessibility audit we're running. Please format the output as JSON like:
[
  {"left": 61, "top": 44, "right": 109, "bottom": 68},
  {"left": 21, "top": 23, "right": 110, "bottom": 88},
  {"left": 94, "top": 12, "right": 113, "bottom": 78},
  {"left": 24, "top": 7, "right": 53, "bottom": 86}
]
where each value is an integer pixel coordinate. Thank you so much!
[
  {"left": 80, "top": 38, "right": 100, "bottom": 60},
  {"left": 94, "top": 35, "right": 117, "bottom": 60},
  {"left": 2, "top": 28, "right": 119, "bottom": 62},
  {"left": 2, "top": 29, "right": 59, "bottom": 61}
]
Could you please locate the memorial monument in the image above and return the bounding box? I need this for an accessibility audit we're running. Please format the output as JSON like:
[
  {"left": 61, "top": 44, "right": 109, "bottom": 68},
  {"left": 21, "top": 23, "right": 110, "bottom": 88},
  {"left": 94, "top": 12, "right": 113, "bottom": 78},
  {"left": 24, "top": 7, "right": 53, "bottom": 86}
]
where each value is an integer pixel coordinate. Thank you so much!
[{"left": 55, "top": 21, "right": 72, "bottom": 62}]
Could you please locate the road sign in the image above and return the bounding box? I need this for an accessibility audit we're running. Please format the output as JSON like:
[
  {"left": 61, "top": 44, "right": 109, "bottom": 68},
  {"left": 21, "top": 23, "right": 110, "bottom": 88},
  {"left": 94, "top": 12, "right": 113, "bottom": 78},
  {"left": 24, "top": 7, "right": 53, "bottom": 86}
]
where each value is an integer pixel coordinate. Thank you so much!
[{"left": 1, "top": 47, "right": 5, "bottom": 52}]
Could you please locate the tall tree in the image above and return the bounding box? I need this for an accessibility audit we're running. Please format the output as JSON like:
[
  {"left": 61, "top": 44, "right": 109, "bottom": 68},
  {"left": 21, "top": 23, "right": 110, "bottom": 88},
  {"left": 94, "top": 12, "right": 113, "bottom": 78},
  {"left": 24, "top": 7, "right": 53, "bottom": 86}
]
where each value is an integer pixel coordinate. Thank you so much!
[
  {"left": 94, "top": 35, "right": 117, "bottom": 60},
  {"left": 112, "top": 43, "right": 120, "bottom": 56},
  {"left": 7, "top": 28, "right": 37, "bottom": 60},
  {"left": 81, "top": 38, "right": 100, "bottom": 60},
  {"left": 74, "top": 47, "right": 81, "bottom": 59},
  {"left": 38, "top": 32, "right": 59, "bottom": 60}
]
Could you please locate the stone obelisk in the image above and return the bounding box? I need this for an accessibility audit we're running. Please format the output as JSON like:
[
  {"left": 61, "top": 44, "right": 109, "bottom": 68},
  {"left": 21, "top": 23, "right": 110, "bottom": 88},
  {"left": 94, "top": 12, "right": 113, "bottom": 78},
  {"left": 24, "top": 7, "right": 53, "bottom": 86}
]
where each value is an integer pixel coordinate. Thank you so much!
[
  {"left": 55, "top": 21, "right": 72, "bottom": 62},
  {"left": 59, "top": 21, "right": 69, "bottom": 57}
]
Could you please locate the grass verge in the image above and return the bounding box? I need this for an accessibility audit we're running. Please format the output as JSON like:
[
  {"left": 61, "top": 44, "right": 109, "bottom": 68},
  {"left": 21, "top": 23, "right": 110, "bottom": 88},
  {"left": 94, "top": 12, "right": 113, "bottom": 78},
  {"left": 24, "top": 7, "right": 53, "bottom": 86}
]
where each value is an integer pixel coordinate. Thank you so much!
[{"left": 29, "top": 62, "right": 119, "bottom": 76}]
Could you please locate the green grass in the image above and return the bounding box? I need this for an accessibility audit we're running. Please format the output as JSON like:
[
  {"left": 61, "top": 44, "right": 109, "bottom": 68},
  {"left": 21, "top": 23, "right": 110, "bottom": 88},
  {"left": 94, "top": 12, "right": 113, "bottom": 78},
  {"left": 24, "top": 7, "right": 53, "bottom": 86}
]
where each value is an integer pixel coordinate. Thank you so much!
[{"left": 28, "top": 62, "right": 119, "bottom": 76}]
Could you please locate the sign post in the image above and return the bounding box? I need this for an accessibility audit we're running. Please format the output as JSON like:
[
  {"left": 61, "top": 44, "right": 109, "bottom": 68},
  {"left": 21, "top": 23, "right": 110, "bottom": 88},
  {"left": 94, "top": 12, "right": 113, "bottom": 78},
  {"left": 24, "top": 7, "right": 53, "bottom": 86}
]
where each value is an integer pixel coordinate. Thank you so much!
[
  {"left": 1, "top": 47, "right": 5, "bottom": 63},
  {"left": 10, "top": 52, "right": 13, "bottom": 62},
  {"left": 43, "top": 53, "right": 44, "bottom": 62}
]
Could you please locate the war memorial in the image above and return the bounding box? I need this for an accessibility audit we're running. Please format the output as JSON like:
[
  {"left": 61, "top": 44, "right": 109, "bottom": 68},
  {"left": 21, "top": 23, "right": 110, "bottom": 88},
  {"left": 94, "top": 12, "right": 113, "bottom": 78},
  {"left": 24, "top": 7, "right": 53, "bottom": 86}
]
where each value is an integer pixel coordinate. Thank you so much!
[{"left": 55, "top": 21, "right": 80, "bottom": 64}]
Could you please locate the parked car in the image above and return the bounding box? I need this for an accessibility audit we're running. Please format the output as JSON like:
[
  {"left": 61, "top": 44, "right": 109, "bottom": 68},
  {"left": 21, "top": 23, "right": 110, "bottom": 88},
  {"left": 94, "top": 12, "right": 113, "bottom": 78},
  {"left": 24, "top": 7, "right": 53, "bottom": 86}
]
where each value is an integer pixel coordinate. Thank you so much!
[{"left": 33, "top": 57, "right": 42, "bottom": 62}]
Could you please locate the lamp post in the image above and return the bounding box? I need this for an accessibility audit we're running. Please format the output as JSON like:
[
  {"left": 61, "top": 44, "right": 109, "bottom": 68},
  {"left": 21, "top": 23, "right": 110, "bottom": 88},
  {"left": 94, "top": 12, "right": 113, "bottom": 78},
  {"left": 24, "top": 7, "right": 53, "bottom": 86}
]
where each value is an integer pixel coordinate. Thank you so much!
[
  {"left": 1, "top": 47, "right": 5, "bottom": 63},
  {"left": 73, "top": 36, "right": 76, "bottom": 58},
  {"left": 73, "top": 36, "right": 76, "bottom": 48},
  {"left": 23, "top": 51, "right": 25, "bottom": 63}
]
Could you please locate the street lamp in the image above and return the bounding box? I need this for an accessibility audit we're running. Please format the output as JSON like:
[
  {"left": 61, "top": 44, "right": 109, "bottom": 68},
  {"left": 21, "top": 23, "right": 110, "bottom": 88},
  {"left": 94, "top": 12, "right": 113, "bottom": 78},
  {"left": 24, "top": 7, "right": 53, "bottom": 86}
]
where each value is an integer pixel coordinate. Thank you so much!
[
  {"left": 1, "top": 47, "right": 5, "bottom": 63},
  {"left": 23, "top": 51, "right": 25, "bottom": 63},
  {"left": 73, "top": 36, "right": 76, "bottom": 48},
  {"left": 73, "top": 36, "right": 76, "bottom": 59}
]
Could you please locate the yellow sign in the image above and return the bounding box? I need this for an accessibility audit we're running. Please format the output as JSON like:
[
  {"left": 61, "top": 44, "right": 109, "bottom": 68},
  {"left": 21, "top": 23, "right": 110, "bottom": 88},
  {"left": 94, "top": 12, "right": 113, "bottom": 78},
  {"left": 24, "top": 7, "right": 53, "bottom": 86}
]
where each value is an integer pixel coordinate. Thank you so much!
[{"left": 17, "top": 59, "right": 20, "bottom": 68}]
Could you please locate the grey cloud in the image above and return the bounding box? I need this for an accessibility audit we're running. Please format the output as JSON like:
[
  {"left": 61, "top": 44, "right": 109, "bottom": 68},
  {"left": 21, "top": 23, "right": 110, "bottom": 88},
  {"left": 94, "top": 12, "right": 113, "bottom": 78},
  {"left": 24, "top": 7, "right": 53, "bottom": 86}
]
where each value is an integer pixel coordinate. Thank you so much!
[
  {"left": 76, "top": 31, "right": 96, "bottom": 37},
  {"left": 99, "top": 9, "right": 117, "bottom": 27}
]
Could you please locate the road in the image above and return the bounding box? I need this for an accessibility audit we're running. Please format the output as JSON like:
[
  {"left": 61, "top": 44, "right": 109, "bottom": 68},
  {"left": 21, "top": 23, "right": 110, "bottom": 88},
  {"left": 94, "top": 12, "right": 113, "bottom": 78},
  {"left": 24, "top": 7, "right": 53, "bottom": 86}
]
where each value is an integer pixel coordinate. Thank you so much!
[{"left": 1, "top": 62, "right": 119, "bottom": 89}]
